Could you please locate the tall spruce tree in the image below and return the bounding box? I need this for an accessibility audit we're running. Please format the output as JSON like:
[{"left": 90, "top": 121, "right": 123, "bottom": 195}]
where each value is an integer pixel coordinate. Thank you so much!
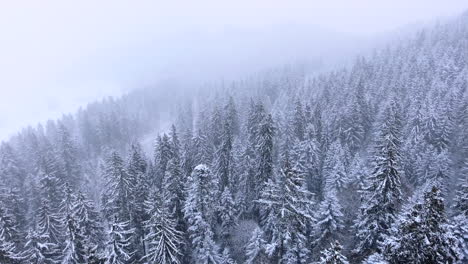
[
  {"left": 144, "top": 190, "right": 183, "bottom": 264},
  {"left": 183, "top": 165, "right": 221, "bottom": 263},
  {"left": 353, "top": 101, "right": 402, "bottom": 260},
  {"left": 257, "top": 167, "right": 314, "bottom": 263}
]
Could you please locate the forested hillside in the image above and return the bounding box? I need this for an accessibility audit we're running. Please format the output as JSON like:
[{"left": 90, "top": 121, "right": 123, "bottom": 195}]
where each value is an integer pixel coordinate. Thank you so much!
[{"left": 0, "top": 11, "right": 467, "bottom": 264}]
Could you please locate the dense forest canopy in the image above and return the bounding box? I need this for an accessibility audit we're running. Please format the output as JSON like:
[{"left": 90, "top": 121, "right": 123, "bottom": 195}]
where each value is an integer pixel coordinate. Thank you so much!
[{"left": 0, "top": 10, "right": 467, "bottom": 264}]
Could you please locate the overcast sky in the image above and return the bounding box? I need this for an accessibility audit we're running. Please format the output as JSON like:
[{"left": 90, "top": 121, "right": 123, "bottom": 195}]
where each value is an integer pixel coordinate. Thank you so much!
[{"left": 0, "top": 0, "right": 467, "bottom": 141}]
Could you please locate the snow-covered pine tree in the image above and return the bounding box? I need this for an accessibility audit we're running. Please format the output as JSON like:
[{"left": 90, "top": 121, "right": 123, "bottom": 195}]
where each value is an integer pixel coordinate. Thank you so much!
[
  {"left": 36, "top": 167, "right": 64, "bottom": 260},
  {"left": 225, "top": 96, "right": 240, "bottom": 137},
  {"left": 0, "top": 143, "right": 27, "bottom": 242},
  {"left": 101, "top": 151, "right": 133, "bottom": 222},
  {"left": 0, "top": 202, "right": 22, "bottom": 264},
  {"left": 62, "top": 211, "right": 87, "bottom": 264},
  {"left": 312, "top": 190, "right": 345, "bottom": 256},
  {"left": 144, "top": 190, "right": 183, "bottom": 264},
  {"left": 0, "top": 200, "right": 21, "bottom": 254},
  {"left": 237, "top": 143, "right": 257, "bottom": 216},
  {"left": 126, "top": 143, "right": 149, "bottom": 262},
  {"left": 244, "top": 227, "right": 268, "bottom": 264},
  {"left": 353, "top": 100, "right": 402, "bottom": 260},
  {"left": 385, "top": 186, "right": 459, "bottom": 263},
  {"left": 322, "top": 140, "right": 348, "bottom": 194},
  {"left": 163, "top": 157, "right": 185, "bottom": 219},
  {"left": 257, "top": 167, "right": 314, "bottom": 263},
  {"left": 23, "top": 229, "right": 56, "bottom": 264},
  {"left": 295, "top": 124, "right": 320, "bottom": 198},
  {"left": 192, "top": 129, "right": 213, "bottom": 166},
  {"left": 452, "top": 176, "right": 468, "bottom": 261},
  {"left": 73, "top": 191, "right": 105, "bottom": 250},
  {"left": 105, "top": 219, "right": 134, "bottom": 264},
  {"left": 214, "top": 120, "right": 233, "bottom": 191},
  {"left": 60, "top": 183, "right": 88, "bottom": 263},
  {"left": 154, "top": 134, "right": 173, "bottom": 184},
  {"left": 293, "top": 100, "right": 306, "bottom": 141},
  {"left": 255, "top": 113, "right": 275, "bottom": 196},
  {"left": 219, "top": 248, "right": 236, "bottom": 264},
  {"left": 317, "top": 240, "right": 349, "bottom": 264},
  {"left": 183, "top": 164, "right": 221, "bottom": 263},
  {"left": 0, "top": 231, "right": 22, "bottom": 264},
  {"left": 218, "top": 186, "right": 237, "bottom": 240},
  {"left": 55, "top": 123, "right": 82, "bottom": 189},
  {"left": 210, "top": 105, "right": 224, "bottom": 148}
]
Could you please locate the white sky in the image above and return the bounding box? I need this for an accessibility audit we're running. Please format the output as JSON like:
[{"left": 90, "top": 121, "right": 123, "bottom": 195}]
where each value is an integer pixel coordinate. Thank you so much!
[{"left": 0, "top": 0, "right": 467, "bottom": 141}]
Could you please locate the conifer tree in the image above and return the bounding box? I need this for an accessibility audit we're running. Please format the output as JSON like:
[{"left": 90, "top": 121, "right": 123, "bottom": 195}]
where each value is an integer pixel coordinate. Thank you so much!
[
  {"left": 126, "top": 144, "right": 149, "bottom": 262},
  {"left": 55, "top": 123, "right": 82, "bottom": 188},
  {"left": 386, "top": 186, "right": 459, "bottom": 263},
  {"left": 73, "top": 191, "right": 105, "bottom": 250},
  {"left": 257, "top": 168, "right": 313, "bottom": 263},
  {"left": 101, "top": 151, "right": 132, "bottom": 221},
  {"left": 245, "top": 227, "right": 268, "bottom": 264},
  {"left": 184, "top": 165, "right": 221, "bottom": 263},
  {"left": 225, "top": 96, "right": 240, "bottom": 137},
  {"left": 214, "top": 120, "right": 233, "bottom": 191},
  {"left": 312, "top": 191, "right": 345, "bottom": 255},
  {"left": 317, "top": 240, "right": 349, "bottom": 264},
  {"left": 293, "top": 100, "right": 306, "bottom": 141},
  {"left": 105, "top": 219, "right": 134, "bottom": 264},
  {"left": 144, "top": 191, "right": 183, "bottom": 264},
  {"left": 62, "top": 212, "right": 87, "bottom": 264},
  {"left": 23, "top": 229, "right": 56, "bottom": 264},
  {"left": 452, "top": 177, "right": 468, "bottom": 262},
  {"left": 218, "top": 187, "right": 237, "bottom": 239},
  {"left": 322, "top": 141, "right": 348, "bottom": 194},
  {"left": 354, "top": 101, "right": 402, "bottom": 259},
  {"left": 256, "top": 114, "right": 275, "bottom": 195}
]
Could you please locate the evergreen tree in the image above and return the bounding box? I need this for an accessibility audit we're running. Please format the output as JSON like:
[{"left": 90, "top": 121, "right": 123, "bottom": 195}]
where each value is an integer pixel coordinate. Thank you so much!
[
  {"left": 257, "top": 168, "right": 314, "bottom": 263},
  {"left": 322, "top": 141, "right": 348, "bottom": 194},
  {"left": 317, "top": 240, "right": 349, "bottom": 264},
  {"left": 312, "top": 191, "right": 345, "bottom": 255},
  {"left": 105, "top": 219, "right": 134, "bottom": 264},
  {"left": 244, "top": 227, "right": 268, "bottom": 264},
  {"left": 144, "top": 191, "right": 183, "bottom": 264},
  {"left": 73, "top": 191, "right": 105, "bottom": 250},
  {"left": 126, "top": 144, "right": 149, "bottom": 263},
  {"left": 218, "top": 187, "right": 237, "bottom": 239},
  {"left": 192, "top": 129, "right": 213, "bottom": 166},
  {"left": 353, "top": 101, "right": 402, "bottom": 259},
  {"left": 0, "top": 227, "right": 22, "bottom": 263},
  {"left": 154, "top": 134, "right": 173, "bottom": 183},
  {"left": 62, "top": 212, "right": 87, "bottom": 264},
  {"left": 210, "top": 106, "right": 224, "bottom": 147},
  {"left": 101, "top": 151, "right": 132, "bottom": 221},
  {"left": 225, "top": 96, "right": 240, "bottom": 137},
  {"left": 214, "top": 120, "right": 233, "bottom": 191},
  {"left": 37, "top": 170, "right": 64, "bottom": 258},
  {"left": 386, "top": 186, "right": 459, "bottom": 263},
  {"left": 55, "top": 123, "right": 82, "bottom": 188},
  {"left": 23, "top": 229, "right": 56, "bottom": 264},
  {"left": 183, "top": 165, "right": 221, "bottom": 263},
  {"left": 0, "top": 201, "right": 21, "bottom": 253},
  {"left": 293, "top": 100, "right": 306, "bottom": 141},
  {"left": 452, "top": 177, "right": 468, "bottom": 262},
  {"left": 256, "top": 114, "right": 275, "bottom": 195}
]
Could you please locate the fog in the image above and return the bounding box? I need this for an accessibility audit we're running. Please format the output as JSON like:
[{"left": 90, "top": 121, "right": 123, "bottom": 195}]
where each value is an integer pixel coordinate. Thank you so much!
[{"left": 0, "top": 0, "right": 467, "bottom": 141}]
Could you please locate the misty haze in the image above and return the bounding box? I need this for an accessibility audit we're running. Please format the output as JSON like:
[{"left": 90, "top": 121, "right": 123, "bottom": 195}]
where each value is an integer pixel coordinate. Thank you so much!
[{"left": 0, "top": 1, "right": 467, "bottom": 263}]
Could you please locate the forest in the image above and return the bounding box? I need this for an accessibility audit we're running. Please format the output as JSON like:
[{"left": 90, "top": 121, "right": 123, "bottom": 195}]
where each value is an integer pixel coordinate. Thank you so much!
[{"left": 0, "top": 9, "right": 467, "bottom": 264}]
